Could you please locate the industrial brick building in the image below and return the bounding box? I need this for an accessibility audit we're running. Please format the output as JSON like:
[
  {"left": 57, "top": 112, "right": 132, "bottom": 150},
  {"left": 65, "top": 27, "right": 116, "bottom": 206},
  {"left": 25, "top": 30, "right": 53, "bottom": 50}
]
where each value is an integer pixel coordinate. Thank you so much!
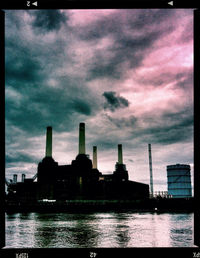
[{"left": 6, "top": 123, "right": 149, "bottom": 205}]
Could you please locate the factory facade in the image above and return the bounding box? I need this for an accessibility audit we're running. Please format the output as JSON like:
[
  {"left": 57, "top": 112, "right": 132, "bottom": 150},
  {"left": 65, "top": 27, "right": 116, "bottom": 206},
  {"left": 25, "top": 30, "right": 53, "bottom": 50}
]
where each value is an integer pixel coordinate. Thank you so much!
[{"left": 6, "top": 123, "right": 149, "bottom": 204}]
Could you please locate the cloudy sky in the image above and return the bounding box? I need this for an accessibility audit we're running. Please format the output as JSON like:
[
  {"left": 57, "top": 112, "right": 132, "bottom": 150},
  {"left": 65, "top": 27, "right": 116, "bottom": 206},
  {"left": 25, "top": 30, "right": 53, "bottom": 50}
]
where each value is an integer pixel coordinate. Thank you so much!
[{"left": 5, "top": 9, "right": 194, "bottom": 192}]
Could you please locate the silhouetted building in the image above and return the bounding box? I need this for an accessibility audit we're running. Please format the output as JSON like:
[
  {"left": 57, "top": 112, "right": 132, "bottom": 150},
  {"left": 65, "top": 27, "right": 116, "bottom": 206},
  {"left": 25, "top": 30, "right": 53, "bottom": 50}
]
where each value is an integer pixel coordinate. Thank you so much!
[{"left": 6, "top": 123, "right": 149, "bottom": 205}]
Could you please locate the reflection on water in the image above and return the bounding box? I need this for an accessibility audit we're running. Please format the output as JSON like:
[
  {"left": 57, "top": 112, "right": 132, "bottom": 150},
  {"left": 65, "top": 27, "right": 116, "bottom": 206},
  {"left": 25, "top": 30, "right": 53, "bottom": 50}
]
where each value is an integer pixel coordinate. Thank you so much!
[{"left": 6, "top": 212, "right": 194, "bottom": 248}]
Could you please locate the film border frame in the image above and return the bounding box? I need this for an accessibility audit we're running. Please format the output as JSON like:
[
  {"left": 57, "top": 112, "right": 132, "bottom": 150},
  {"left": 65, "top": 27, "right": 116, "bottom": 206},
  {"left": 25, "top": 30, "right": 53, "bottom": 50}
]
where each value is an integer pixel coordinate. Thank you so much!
[{"left": 0, "top": 1, "right": 199, "bottom": 257}]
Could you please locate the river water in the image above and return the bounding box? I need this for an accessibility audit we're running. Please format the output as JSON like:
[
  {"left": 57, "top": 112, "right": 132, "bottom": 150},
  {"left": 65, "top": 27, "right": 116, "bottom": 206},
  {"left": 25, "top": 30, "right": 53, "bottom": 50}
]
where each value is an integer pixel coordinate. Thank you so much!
[{"left": 5, "top": 212, "right": 194, "bottom": 248}]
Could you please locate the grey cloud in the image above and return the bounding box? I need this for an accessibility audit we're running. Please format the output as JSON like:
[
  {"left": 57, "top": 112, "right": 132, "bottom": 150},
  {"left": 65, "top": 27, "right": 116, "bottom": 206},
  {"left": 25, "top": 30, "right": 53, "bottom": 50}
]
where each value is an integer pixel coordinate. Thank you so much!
[
  {"left": 31, "top": 10, "right": 67, "bottom": 33},
  {"left": 6, "top": 153, "right": 38, "bottom": 164},
  {"left": 100, "top": 107, "right": 193, "bottom": 146},
  {"left": 72, "top": 10, "right": 176, "bottom": 81},
  {"left": 6, "top": 36, "right": 67, "bottom": 88},
  {"left": 87, "top": 58, "right": 121, "bottom": 80},
  {"left": 162, "top": 109, "right": 193, "bottom": 129},
  {"left": 107, "top": 115, "right": 137, "bottom": 129},
  {"left": 85, "top": 27, "right": 174, "bottom": 81},
  {"left": 5, "top": 9, "right": 193, "bottom": 187},
  {"left": 75, "top": 13, "right": 120, "bottom": 41},
  {"left": 6, "top": 50, "right": 43, "bottom": 84},
  {"left": 5, "top": 10, "right": 101, "bottom": 136},
  {"left": 86, "top": 34, "right": 152, "bottom": 80},
  {"left": 72, "top": 99, "right": 92, "bottom": 116},
  {"left": 90, "top": 139, "right": 118, "bottom": 151},
  {"left": 148, "top": 125, "right": 192, "bottom": 145},
  {"left": 128, "top": 9, "right": 176, "bottom": 30},
  {"left": 176, "top": 72, "right": 193, "bottom": 91},
  {"left": 178, "top": 14, "right": 193, "bottom": 44},
  {"left": 103, "top": 91, "right": 129, "bottom": 112},
  {"left": 6, "top": 83, "right": 99, "bottom": 136},
  {"left": 88, "top": 107, "right": 193, "bottom": 153},
  {"left": 77, "top": 9, "right": 175, "bottom": 41},
  {"left": 137, "top": 108, "right": 193, "bottom": 145},
  {"left": 139, "top": 69, "right": 193, "bottom": 89},
  {"left": 104, "top": 107, "right": 193, "bottom": 146}
]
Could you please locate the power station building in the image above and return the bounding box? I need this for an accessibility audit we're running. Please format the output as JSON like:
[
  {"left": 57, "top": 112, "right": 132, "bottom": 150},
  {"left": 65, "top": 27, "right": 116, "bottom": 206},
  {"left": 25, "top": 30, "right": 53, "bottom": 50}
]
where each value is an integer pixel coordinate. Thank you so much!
[
  {"left": 167, "top": 164, "right": 192, "bottom": 198},
  {"left": 6, "top": 123, "right": 149, "bottom": 204}
]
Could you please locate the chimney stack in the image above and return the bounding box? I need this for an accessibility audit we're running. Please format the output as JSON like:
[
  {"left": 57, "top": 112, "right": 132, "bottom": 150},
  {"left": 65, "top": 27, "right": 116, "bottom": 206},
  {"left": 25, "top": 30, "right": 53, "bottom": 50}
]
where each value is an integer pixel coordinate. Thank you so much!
[
  {"left": 45, "top": 126, "right": 52, "bottom": 157},
  {"left": 93, "top": 146, "right": 97, "bottom": 169},
  {"left": 148, "top": 143, "right": 154, "bottom": 196},
  {"left": 13, "top": 174, "right": 17, "bottom": 184},
  {"left": 21, "top": 174, "right": 26, "bottom": 182},
  {"left": 79, "top": 123, "right": 86, "bottom": 154},
  {"left": 118, "top": 144, "right": 123, "bottom": 164}
]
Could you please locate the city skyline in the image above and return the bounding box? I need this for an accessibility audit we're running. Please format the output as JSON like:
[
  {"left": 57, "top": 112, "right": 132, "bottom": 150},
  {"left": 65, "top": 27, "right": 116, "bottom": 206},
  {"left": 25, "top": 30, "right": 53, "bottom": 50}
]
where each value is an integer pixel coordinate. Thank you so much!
[{"left": 5, "top": 9, "right": 193, "bottom": 192}]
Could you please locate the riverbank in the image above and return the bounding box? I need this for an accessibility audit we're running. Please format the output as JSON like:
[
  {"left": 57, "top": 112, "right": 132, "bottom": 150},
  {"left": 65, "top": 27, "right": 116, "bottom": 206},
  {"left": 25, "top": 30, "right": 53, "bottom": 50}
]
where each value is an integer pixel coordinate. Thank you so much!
[{"left": 5, "top": 197, "right": 194, "bottom": 213}]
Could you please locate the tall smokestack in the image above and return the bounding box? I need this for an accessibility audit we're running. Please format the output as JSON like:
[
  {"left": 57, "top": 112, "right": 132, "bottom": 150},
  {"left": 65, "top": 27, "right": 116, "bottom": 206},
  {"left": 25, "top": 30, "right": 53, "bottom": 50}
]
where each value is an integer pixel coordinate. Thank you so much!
[
  {"left": 148, "top": 143, "right": 154, "bottom": 196},
  {"left": 118, "top": 144, "right": 123, "bottom": 164},
  {"left": 45, "top": 126, "right": 52, "bottom": 157},
  {"left": 21, "top": 174, "right": 26, "bottom": 182},
  {"left": 79, "top": 123, "right": 85, "bottom": 154},
  {"left": 13, "top": 174, "right": 17, "bottom": 184},
  {"left": 93, "top": 146, "right": 97, "bottom": 169}
]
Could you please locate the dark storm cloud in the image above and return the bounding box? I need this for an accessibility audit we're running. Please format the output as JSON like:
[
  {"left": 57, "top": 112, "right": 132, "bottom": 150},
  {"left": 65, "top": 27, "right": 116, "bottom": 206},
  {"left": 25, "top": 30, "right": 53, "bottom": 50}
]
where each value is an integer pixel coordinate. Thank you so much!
[
  {"left": 176, "top": 71, "right": 193, "bottom": 90},
  {"left": 5, "top": 9, "right": 193, "bottom": 187},
  {"left": 6, "top": 153, "right": 38, "bottom": 164},
  {"left": 5, "top": 10, "right": 100, "bottom": 136},
  {"left": 31, "top": 10, "right": 67, "bottom": 32},
  {"left": 6, "top": 49, "right": 43, "bottom": 84},
  {"left": 107, "top": 115, "right": 137, "bottom": 129},
  {"left": 138, "top": 68, "right": 193, "bottom": 89},
  {"left": 149, "top": 123, "right": 192, "bottom": 144},
  {"left": 137, "top": 108, "right": 193, "bottom": 145},
  {"left": 75, "top": 13, "right": 120, "bottom": 41},
  {"left": 90, "top": 138, "right": 119, "bottom": 151},
  {"left": 89, "top": 106, "right": 193, "bottom": 154},
  {"left": 128, "top": 9, "right": 176, "bottom": 30},
  {"left": 6, "top": 83, "right": 97, "bottom": 135},
  {"left": 76, "top": 9, "right": 176, "bottom": 80},
  {"left": 77, "top": 9, "right": 175, "bottom": 41},
  {"left": 87, "top": 56, "right": 121, "bottom": 80},
  {"left": 72, "top": 99, "right": 92, "bottom": 115},
  {"left": 103, "top": 91, "right": 129, "bottom": 112},
  {"left": 178, "top": 18, "right": 193, "bottom": 44},
  {"left": 101, "top": 107, "right": 193, "bottom": 146},
  {"left": 148, "top": 125, "right": 192, "bottom": 145},
  {"left": 6, "top": 31, "right": 66, "bottom": 88},
  {"left": 96, "top": 140, "right": 117, "bottom": 150},
  {"left": 86, "top": 31, "right": 160, "bottom": 80}
]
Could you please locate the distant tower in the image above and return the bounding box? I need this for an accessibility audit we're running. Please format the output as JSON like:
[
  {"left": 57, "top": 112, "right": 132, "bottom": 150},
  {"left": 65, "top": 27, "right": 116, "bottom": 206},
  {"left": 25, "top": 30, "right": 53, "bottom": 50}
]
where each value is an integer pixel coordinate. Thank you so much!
[
  {"left": 167, "top": 164, "right": 192, "bottom": 198},
  {"left": 148, "top": 144, "right": 154, "bottom": 197},
  {"left": 71, "top": 122, "right": 93, "bottom": 177},
  {"left": 118, "top": 144, "right": 123, "bottom": 164},
  {"left": 37, "top": 126, "right": 58, "bottom": 184},
  {"left": 113, "top": 144, "right": 129, "bottom": 181},
  {"left": 79, "top": 123, "right": 86, "bottom": 154},
  {"left": 93, "top": 146, "right": 97, "bottom": 169},
  {"left": 45, "top": 126, "right": 52, "bottom": 157},
  {"left": 13, "top": 174, "right": 17, "bottom": 184},
  {"left": 21, "top": 174, "right": 26, "bottom": 182}
]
